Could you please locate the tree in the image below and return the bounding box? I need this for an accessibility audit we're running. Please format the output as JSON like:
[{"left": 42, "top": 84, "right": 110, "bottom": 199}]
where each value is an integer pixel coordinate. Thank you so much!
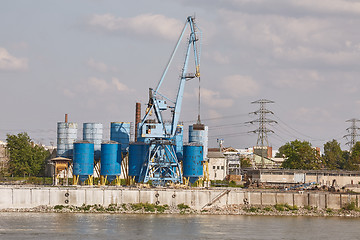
[
  {"left": 322, "top": 139, "right": 346, "bottom": 169},
  {"left": 6, "top": 133, "right": 50, "bottom": 177},
  {"left": 277, "top": 140, "right": 321, "bottom": 170},
  {"left": 346, "top": 142, "right": 360, "bottom": 171}
]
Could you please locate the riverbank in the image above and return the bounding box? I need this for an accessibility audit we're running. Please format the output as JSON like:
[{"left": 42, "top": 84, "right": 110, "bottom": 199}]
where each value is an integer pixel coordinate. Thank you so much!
[{"left": 2, "top": 203, "right": 360, "bottom": 217}]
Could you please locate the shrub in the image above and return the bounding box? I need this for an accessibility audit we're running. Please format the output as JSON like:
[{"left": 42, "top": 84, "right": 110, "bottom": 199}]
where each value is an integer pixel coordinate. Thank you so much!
[
  {"left": 326, "top": 208, "right": 333, "bottom": 213},
  {"left": 177, "top": 203, "right": 190, "bottom": 210},
  {"left": 343, "top": 201, "right": 357, "bottom": 211},
  {"left": 264, "top": 206, "right": 272, "bottom": 212},
  {"left": 274, "top": 204, "right": 285, "bottom": 211},
  {"left": 54, "top": 205, "right": 65, "bottom": 210}
]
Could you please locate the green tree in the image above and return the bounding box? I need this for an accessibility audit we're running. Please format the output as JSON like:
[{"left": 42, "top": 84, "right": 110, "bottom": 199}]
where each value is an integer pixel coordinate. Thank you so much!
[
  {"left": 278, "top": 140, "right": 320, "bottom": 170},
  {"left": 6, "top": 133, "right": 50, "bottom": 177},
  {"left": 345, "top": 142, "right": 360, "bottom": 171},
  {"left": 240, "top": 157, "right": 252, "bottom": 168},
  {"left": 322, "top": 139, "right": 345, "bottom": 169}
]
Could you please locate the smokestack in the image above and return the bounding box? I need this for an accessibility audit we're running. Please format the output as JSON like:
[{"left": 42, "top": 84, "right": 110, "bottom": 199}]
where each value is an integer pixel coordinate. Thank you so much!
[
  {"left": 65, "top": 114, "right": 68, "bottom": 123},
  {"left": 135, "top": 102, "right": 141, "bottom": 142}
]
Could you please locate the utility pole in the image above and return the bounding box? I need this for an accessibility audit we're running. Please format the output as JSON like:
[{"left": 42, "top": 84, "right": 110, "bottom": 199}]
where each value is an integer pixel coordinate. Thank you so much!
[
  {"left": 247, "top": 99, "right": 277, "bottom": 168},
  {"left": 344, "top": 118, "right": 360, "bottom": 151}
]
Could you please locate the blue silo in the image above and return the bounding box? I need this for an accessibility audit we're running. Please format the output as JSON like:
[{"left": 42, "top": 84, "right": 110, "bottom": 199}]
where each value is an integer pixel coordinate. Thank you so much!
[
  {"left": 128, "top": 142, "right": 149, "bottom": 182},
  {"left": 183, "top": 144, "right": 204, "bottom": 183},
  {"left": 100, "top": 141, "right": 122, "bottom": 183},
  {"left": 110, "top": 122, "right": 131, "bottom": 153},
  {"left": 73, "top": 142, "right": 94, "bottom": 184}
]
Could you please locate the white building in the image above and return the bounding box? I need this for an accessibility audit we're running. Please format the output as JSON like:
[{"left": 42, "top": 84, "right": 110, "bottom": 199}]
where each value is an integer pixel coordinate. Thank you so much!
[{"left": 208, "top": 151, "right": 227, "bottom": 181}]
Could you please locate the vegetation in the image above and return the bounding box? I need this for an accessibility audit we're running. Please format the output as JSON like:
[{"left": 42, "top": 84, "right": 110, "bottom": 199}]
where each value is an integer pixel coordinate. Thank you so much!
[
  {"left": 6, "top": 133, "right": 50, "bottom": 177},
  {"left": 240, "top": 157, "right": 252, "bottom": 168},
  {"left": 177, "top": 203, "right": 190, "bottom": 210},
  {"left": 277, "top": 140, "right": 321, "bottom": 170}
]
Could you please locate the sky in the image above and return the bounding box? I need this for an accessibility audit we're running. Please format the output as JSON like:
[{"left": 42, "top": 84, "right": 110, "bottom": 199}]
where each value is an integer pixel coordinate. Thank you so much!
[{"left": 1, "top": 0, "right": 360, "bottom": 151}]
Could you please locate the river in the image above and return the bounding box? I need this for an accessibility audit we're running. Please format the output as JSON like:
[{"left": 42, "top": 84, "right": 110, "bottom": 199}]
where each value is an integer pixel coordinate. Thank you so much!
[{"left": 0, "top": 213, "right": 359, "bottom": 239}]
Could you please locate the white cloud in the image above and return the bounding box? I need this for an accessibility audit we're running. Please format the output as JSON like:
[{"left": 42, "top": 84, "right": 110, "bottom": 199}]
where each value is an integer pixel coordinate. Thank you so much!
[
  {"left": 112, "top": 77, "right": 133, "bottom": 92},
  {"left": 88, "top": 77, "right": 109, "bottom": 93},
  {"left": 88, "top": 14, "right": 183, "bottom": 41},
  {"left": 0, "top": 48, "right": 28, "bottom": 71},
  {"left": 87, "top": 58, "right": 110, "bottom": 72},
  {"left": 271, "top": 69, "right": 323, "bottom": 89},
  {"left": 205, "top": 51, "right": 230, "bottom": 64},
  {"left": 222, "top": 75, "right": 260, "bottom": 97},
  {"left": 201, "top": 88, "right": 234, "bottom": 108}
]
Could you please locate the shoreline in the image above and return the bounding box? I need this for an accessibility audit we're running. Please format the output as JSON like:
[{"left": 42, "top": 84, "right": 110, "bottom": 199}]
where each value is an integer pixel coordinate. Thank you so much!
[{"left": 1, "top": 203, "right": 360, "bottom": 218}]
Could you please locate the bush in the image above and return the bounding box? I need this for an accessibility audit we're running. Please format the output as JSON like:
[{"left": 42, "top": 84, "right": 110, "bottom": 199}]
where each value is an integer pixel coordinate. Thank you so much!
[
  {"left": 274, "top": 204, "right": 285, "bottom": 211},
  {"left": 326, "top": 208, "right": 333, "bottom": 213},
  {"left": 264, "top": 206, "right": 272, "bottom": 212},
  {"left": 342, "top": 201, "right": 358, "bottom": 211},
  {"left": 177, "top": 203, "right": 190, "bottom": 210}
]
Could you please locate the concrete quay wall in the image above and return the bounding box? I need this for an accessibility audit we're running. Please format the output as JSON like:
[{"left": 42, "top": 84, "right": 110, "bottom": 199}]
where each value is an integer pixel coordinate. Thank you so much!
[{"left": 0, "top": 186, "right": 358, "bottom": 210}]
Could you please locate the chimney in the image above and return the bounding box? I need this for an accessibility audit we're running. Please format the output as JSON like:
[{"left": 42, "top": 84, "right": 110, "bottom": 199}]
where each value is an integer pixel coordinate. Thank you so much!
[
  {"left": 135, "top": 103, "right": 141, "bottom": 142},
  {"left": 65, "top": 114, "right": 68, "bottom": 123}
]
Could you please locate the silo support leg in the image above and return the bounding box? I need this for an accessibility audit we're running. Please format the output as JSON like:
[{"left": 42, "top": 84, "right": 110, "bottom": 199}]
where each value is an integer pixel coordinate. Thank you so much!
[
  {"left": 73, "top": 175, "right": 79, "bottom": 185},
  {"left": 115, "top": 176, "right": 121, "bottom": 186},
  {"left": 88, "top": 175, "right": 93, "bottom": 186}
]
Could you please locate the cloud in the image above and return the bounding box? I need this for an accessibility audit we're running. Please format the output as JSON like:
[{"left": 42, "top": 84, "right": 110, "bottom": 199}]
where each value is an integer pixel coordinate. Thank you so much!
[
  {"left": 271, "top": 69, "right": 323, "bottom": 89},
  {"left": 88, "top": 77, "right": 109, "bottom": 93},
  {"left": 87, "top": 58, "right": 113, "bottom": 72},
  {"left": 0, "top": 48, "right": 28, "bottom": 71},
  {"left": 222, "top": 75, "right": 260, "bottom": 97},
  {"left": 112, "top": 77, "right": 133, "bottom": 92},
  {"left": 201, "top": 88, "right": 234, "bottom": 108},
  {"left": 85, "top": 77, "right": 133, "bottom": 94},
  {"left": 88, "top": 14, "right": 183, "bottom": 41},
  {"left": 205, "top": 51, "right": 230, "bottom": 64}
]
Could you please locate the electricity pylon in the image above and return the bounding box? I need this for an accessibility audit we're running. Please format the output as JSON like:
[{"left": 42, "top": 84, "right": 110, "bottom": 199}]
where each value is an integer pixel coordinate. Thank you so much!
[
  {"left": 344, "top": 118, "right": 360, "bottom": 151},
  {"left": 247, "top": 99, "right": 277, "bottom": 168}
]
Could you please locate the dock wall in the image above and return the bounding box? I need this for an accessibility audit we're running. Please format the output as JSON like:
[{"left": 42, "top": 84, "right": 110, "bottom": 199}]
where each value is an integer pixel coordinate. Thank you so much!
[{"left": 0, "top": 186, "right": 358, "bottom": 210}]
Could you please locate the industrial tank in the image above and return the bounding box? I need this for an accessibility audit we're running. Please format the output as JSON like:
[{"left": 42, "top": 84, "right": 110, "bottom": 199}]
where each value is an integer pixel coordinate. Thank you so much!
[
  {"left": 128, "top": 142, "right": 149, "bottom": 181},
  {"left": 183, "top": 144, "right": 204, "bottom": 183},
  {"left": 83, "top": 123, "right": 103, "bottom": 161},
  {"left": 73, "top": 142, "right": 94, "bottom": 183},
  {"left": 110, "top": 122, "right": 131, "bottom": 153},
  {"left": 189, "top": 124, "right": 208, "bottom": 161},
  {"left": 57, "top": 122, "right": 78, "bottom": 159},
  {"left": 100, "top": 141, "right": 122, "bottom": 183}
]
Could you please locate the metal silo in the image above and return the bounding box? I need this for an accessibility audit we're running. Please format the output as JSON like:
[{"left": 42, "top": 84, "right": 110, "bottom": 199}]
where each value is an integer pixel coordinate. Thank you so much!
[
  {"left": 83, "top": 123, "right": 103, "bottom": 161},
  {"left": 73, "top": 141, "right": 94, "bottom": 185},
  {"left": 100, "top": 141, "right": 122, "bottom": 185},
  {"left": 189, "top": 124, "right": 208, "bottom": 161},
  {"left": 110, "top": 122, "right": 131, "bottom": 153},
  {"left": 128, "top": 142, "right": 149, "bottom": 182},
  {"left": 57, "top": 122, "right": 78, "bottom": 159},
  {"left": 183, "top": 144, "right": 204, "bottom": 183}
]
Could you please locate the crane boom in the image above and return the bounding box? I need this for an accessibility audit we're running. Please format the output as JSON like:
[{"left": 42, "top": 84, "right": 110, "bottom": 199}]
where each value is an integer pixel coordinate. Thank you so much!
[{"left": 136, "top": 16, "right": 202, "bottom": 185}]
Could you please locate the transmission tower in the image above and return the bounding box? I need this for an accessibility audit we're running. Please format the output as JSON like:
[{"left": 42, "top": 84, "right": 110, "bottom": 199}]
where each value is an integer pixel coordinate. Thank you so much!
[
  {"left": 344, "top": 118, "right": 360, "bottom": 150},
  {"left": 247, "top": 99, "right": 277, "bottom": 168}
]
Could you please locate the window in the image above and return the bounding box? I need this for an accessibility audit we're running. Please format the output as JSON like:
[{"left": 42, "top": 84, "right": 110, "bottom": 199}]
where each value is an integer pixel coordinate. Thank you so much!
[
  {"left": 217, "top": 166, "right": 220, "bottom": 169},
  {"left": 221, "top": 166, "right": 224, "bottom": 170},
  {"left": 213, "top": 166, "right": 216, "bottom": 169}
]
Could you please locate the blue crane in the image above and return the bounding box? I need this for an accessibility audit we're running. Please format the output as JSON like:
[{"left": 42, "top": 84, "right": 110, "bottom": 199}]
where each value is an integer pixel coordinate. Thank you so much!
[{"left": 137, "top": 16, "right": 201, "bottom": 185}]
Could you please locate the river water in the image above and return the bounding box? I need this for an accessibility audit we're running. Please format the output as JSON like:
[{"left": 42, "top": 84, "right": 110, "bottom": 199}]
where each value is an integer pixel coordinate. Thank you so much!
[{"left": 0, "top": 213, "right": 359, "bottom": 240}]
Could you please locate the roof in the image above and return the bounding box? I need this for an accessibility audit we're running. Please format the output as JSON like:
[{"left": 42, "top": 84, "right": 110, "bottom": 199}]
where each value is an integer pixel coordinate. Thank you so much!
[{"left": 207, "top": 151, "right": 225, "bottom": 158}]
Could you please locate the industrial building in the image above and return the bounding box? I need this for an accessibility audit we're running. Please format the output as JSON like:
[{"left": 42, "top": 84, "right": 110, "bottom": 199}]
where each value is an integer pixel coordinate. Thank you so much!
[{"left": 245, "top": 168, "right": 360, "bottom": 188}]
